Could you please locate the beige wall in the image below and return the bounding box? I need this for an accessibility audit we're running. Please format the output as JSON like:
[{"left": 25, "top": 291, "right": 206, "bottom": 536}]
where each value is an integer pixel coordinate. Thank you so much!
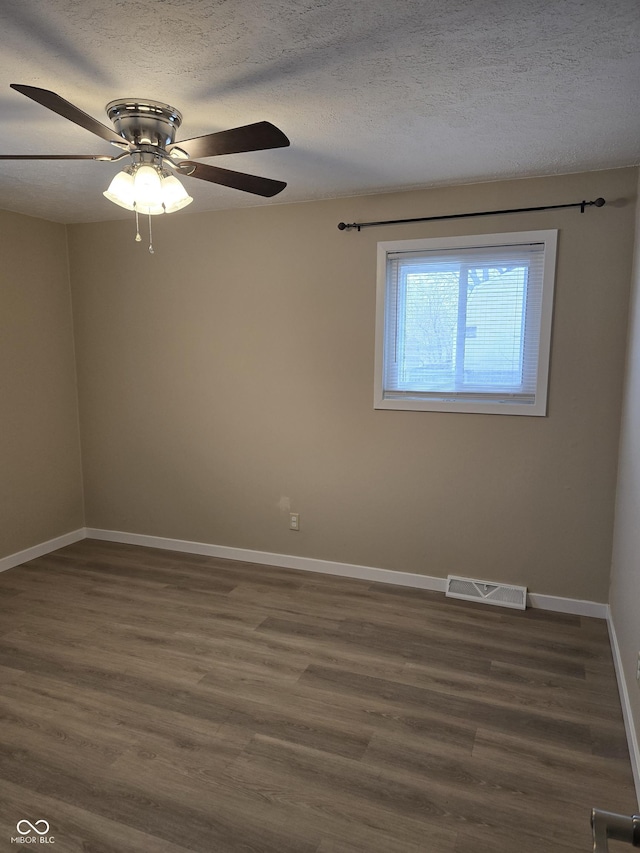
[
  {"left": 0, "top": 210, "right": 84, "bottom": 557},
  {"left": 610, "top": 169, "right": 640, "bottom": 796},
  {"left": 67, "top": 167, "right": 636, "bottom": 601}
]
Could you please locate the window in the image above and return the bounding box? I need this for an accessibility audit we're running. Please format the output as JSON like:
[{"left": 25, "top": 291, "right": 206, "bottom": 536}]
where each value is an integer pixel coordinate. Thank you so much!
[{"left": 374, "top": 230, "right": 557, "bottom": 416}]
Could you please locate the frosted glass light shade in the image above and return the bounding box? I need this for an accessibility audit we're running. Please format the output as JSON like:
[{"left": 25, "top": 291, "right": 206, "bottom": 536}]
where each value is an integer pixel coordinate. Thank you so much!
[
  {"left": 104, "top": 166, "right": 193, "bottom": 215},
  {"left": 161, "top": 174, "right": 193, "bottom": 213},
  {"left": 103, "top": 170, "right": 135, "bottom": 210},
  {"left": 134, "top": 165, "right": 162, "bottom": 206},
  {"left": 135, "top": 198, "right": 166, "bottom": 216}
]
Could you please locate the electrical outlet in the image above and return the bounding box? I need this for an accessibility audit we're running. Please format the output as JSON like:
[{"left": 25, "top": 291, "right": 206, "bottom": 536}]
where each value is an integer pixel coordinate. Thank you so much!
[{"left": 289, "top": 512, "right": 300, "bottom": 531}]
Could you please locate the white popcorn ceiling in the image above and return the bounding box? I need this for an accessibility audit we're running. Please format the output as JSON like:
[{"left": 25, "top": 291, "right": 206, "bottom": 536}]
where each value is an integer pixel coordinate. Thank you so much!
[{"left": 0, "top": 0, "right": 637, "bottom": 223}]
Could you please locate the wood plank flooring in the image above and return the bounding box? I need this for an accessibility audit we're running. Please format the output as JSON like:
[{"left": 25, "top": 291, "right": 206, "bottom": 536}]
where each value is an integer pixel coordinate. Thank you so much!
[{"left": 0, "top": 539, "right": 636, "bottom": 852}]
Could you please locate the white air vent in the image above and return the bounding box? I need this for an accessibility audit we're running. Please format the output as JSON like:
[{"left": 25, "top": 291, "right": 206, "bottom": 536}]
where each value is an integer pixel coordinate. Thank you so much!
[{"left": 446, "top": 575, "right": 527, "bottom": 610}]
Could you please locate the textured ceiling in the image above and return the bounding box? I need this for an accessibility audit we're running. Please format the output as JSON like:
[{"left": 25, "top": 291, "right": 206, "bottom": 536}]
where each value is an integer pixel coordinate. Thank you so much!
[{"left": 0, "top": 0, "right": 638, "bottom": 223}]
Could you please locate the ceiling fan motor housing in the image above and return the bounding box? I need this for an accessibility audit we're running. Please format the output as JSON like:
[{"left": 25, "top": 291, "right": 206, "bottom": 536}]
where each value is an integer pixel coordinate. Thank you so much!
[{"left": 106, "top": 100, "right": 183, "bottom": 149}]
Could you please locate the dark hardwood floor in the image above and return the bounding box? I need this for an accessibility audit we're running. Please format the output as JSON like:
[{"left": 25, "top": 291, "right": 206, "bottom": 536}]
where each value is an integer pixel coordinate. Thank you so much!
[{"left": 0, "top": 539, "right": 636, "bottom": 852}]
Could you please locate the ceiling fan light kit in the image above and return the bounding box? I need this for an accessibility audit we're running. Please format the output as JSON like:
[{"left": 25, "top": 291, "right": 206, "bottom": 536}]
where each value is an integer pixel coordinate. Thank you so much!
[
  {"left": 103, "top": 166, "right": 194, "bottom": 214},
  {"left": 2, "top": 85, "right": 290, "bottom": 253},
  {"left": 103, "top": 99, "right": 194, "bottom": 228}
]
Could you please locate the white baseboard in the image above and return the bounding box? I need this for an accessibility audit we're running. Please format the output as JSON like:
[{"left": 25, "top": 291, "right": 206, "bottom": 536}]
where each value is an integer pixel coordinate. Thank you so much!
[
  {"left": 0, "top": 528, "right": 86, "bottom": 574},
  {"left": 527, "top": 592, "right": 609, "bottom": 619},
  {"left": 85, "top": 528, "right": 448, "bottom": 592},
  {"left": 607, "top": 612, "right": 640, "bottom": 806},
  {"left": 85, "top": 527, "right": 608, "bottom": 618}
]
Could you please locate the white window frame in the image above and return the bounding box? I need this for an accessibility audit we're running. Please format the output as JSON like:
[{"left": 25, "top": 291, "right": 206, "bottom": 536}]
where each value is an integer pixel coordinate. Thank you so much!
[{"left": 374, "top": 230, "right": 558, "bottom": 416}]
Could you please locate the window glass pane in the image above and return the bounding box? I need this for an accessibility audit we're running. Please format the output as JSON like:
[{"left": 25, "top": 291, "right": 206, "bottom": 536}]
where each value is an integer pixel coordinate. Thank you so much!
[
  {"left": 463, "top": 265, "right": 526, "bottom": 388},
  {"left": 401, "top": 265, "right": 459, "bottom": 390},
  {"left": 398, "top": 262, "right": 528, "bottom": 392}
]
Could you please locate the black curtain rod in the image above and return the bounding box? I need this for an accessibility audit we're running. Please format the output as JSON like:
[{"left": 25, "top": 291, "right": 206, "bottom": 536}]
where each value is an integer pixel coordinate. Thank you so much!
[{"left": 337, "top": 197, "right": 606, "bottom": 232}]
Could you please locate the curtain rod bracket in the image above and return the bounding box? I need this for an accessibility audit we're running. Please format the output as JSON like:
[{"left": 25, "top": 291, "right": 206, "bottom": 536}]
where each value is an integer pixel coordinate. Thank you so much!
[{"left": 337, "top": 198, "right": 606, "bottom": 232}]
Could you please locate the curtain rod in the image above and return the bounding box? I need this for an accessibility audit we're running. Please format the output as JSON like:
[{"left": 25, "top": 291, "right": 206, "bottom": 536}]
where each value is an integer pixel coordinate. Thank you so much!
[{"left": 337, "top": 197, "right": 606, "bottom": 232}]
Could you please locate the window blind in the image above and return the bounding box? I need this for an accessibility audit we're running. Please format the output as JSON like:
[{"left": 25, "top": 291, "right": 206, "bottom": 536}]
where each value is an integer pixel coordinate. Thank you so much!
[{"left": 382, "top": 242, "right": 546, "bottom": 406}]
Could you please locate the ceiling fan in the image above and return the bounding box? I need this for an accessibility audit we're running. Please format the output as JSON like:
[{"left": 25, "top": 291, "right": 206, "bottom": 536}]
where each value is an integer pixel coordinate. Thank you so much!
[{"left": 0, "top": 84, "right": 289, "bottom": 247}]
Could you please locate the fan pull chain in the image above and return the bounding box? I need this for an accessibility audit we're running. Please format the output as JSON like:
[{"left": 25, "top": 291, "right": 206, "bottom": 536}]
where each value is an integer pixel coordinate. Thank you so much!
[
  {"left": 134, "top": 204, "right": 141, "bottom": 242},
  {"left": 148, "top": 213, "right": 154, "bottom": 255}
]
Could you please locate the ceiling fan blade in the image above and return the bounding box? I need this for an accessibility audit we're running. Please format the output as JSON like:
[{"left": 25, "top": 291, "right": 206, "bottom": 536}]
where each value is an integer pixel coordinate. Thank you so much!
[
  {"left": 0, "top": 154, "right": 114, "bottom": 160},
  {"left": 171, "top": 121, "right": 289, "bottom": 159},
  {"left": 180, "top": 161, "right": 286, "bottom": 197},
  {"left": 10, "top": 84, "right": 125, "bottom": 146}
]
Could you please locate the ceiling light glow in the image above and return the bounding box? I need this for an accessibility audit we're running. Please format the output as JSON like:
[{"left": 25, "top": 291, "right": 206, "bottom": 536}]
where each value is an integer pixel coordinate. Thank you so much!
[
  {"left": 103, "top": 163, "right": 193, "bottom": 253},
  {"left": 103, "top": 165, "right": 193, "bottom": 216}
]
